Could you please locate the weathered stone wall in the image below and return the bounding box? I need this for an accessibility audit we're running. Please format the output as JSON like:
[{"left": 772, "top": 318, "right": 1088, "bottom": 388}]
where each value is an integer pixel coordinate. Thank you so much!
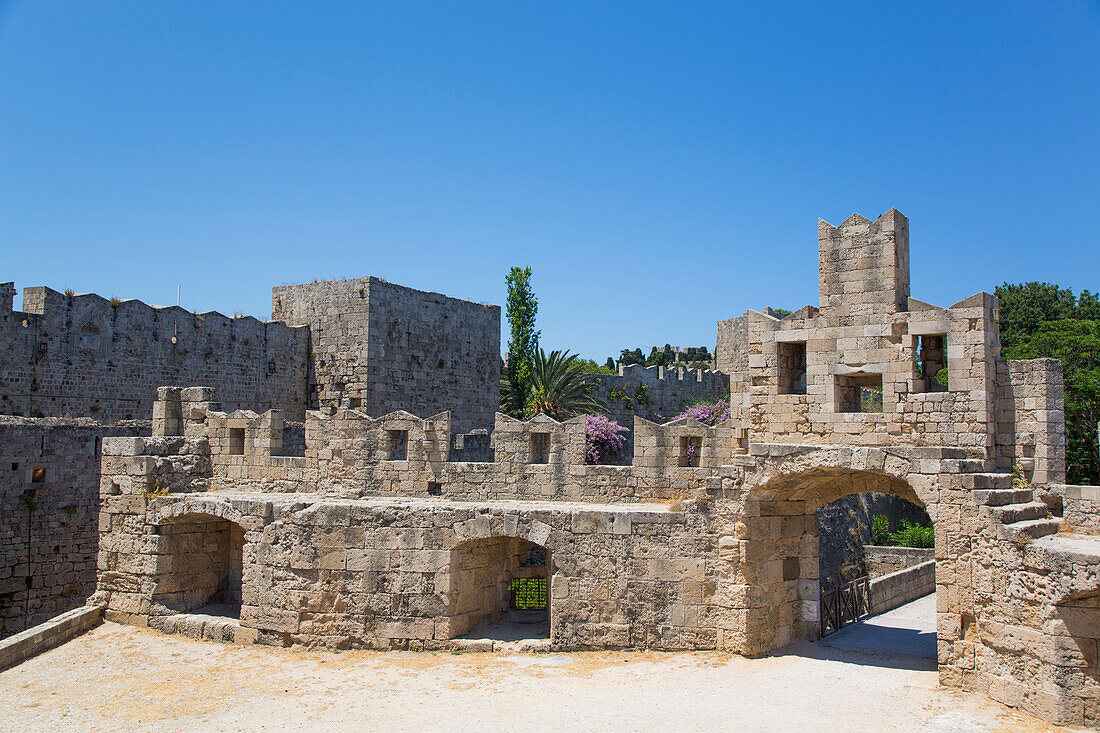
[
  {"left": 964, "top": 525, "right": 1100, "bottom": 726},
  {"left": 863, "top": 545, "right": 934, "bottom": 578},
  {"left": 172, "top": 399, "right": 737, "bottom": 503},
  {"left": 0, "top": 417, "right": 145, "bottom": 639},
  {"left": 994, "top": 358, "right": 1066, "bottom": 484},
  {"left": 713, "top": 212, "right": 999, "bottom": 456},
  {"left": 868, "top": 560, "right": 934, "bottom": 615},
  {"left": 715, "top": 315, "right": 748, "bottom": 420},
  {"left": 586, "top": 364, "right": 729, "bottom": 427},
  {"left": 93, "top": 431, "right": 719, "bottom": 651},
  {"left": 271, "top": 277, "right": 500, "bottom": 433},
  {"left": 1048, "top": 484, "right": 1100, "bottom": 535},
  {"left": 0, "top": 283, "right": 309, "bottom": 422}
]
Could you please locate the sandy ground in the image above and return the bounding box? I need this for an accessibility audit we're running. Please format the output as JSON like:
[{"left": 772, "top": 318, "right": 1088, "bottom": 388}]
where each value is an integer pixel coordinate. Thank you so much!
[{"left": 0, "top": 621, "right": 1065, "bottom": 733}]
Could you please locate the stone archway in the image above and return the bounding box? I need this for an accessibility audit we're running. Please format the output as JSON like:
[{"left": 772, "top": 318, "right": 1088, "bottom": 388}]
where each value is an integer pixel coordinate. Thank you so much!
[
  {"left": 726, "top": 467, "right": 933, "bottom": 656},
  {"left": 446, "top": 536, "right": 553, "bottom": 641},
  {"left": 150, "top": 512, "right": 245, "bottom": 617}
]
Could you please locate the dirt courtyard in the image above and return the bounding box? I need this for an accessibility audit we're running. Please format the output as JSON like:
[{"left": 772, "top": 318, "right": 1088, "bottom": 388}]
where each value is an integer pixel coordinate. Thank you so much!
[{"left": 0, "top": 622, "right": 1063, "bottom": 732}]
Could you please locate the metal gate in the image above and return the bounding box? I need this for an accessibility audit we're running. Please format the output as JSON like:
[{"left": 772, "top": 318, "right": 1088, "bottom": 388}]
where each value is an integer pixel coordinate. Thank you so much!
[{"left": 819, "top": 575, "right": 870, "bottom": 636}]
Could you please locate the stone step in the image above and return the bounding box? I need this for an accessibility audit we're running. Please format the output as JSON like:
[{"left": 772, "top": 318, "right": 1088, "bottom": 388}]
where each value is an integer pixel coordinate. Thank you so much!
[
  {"left": 942, "top": 458, "right": 989, "bottom": 474},
  {"left": 972, "top": 487, "right": 1034, "bottom": 507},
  {"left": 997, "top": 518, "right": 1062, "bottom": 542},
  {"left": 961, "top": 473, "right": 1013, "bottom": 491},
  {"left": 993, "top": 501, "right": 1049, "bottom": 524}
]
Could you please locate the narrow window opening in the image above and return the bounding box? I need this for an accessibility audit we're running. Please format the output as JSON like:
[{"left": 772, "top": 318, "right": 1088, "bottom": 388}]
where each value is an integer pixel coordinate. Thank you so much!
[
  {"left": 529, "top": 433, "right": 550, "bottom": 464},
  {"left": 916, "top": 335, "right": 948, "bottom": 393},
  {"left": 31, "top": 467, "right": 46, "bottom": 483},
  {"left": 387, "top": 429, "right": 408, "bottom": 460},
  {"left": 835, "top": 373, "right": 883, "bottom": 413},
  {"left": 778, "top": 341, "right": 807, "bottom": 395},
  {"left": 678, "top": 436, "right": 702, "bottom": 467},
  {"left": 229, "top": 428, "right": 246, "bottom": 455}
]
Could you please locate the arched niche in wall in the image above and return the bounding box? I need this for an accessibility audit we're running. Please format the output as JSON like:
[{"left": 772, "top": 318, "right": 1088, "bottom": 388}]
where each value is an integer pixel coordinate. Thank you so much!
[{"left": 74, "top": 312, "right": 109, "bottom": 358}]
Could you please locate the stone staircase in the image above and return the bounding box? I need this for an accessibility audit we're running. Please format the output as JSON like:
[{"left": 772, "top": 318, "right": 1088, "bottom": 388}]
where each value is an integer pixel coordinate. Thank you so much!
[{"left": 968, "top": 472, "right": 1062, "bottom": 541}]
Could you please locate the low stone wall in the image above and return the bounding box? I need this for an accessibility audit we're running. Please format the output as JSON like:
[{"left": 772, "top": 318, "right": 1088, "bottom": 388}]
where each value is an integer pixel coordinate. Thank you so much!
[
  {"left": 0, "top": 603, "right": 103, "bottom": 671},
  {"left": 868, "top": 560, "right": 934, "bottom": 615},
  {"left": 1048, "top": 484, "right": 1100, "bottom": 535},
  {"left": 864, "top": 546, "right": 934, "bottom": 579}
]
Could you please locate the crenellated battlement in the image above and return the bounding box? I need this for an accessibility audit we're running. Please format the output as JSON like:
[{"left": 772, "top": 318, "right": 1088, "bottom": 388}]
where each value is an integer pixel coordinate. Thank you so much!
[{"left": 1, "top": 283, "right": 309, "bottom": 422}]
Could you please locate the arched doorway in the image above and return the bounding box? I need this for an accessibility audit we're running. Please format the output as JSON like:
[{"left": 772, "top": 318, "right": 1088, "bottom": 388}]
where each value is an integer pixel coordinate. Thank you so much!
[
  {"left": 731, "top": 467, "right": 933, "bottom": 656},
  {"left": 151, "top": 514, "right": 245, "bottom": 617},
  {"left": 447, "top": 536, "right": 552, "bottom": 641}
]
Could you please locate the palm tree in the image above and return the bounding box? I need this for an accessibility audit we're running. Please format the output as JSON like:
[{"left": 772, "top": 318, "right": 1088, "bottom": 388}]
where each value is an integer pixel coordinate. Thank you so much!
[{"left": 524, "top": 349, "right": 606, "bottom": 419}]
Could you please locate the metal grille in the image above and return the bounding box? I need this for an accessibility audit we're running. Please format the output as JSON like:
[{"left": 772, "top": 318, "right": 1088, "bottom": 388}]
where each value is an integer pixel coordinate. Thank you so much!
[
  {"left": 819, "top": 575, "right": 870, "bottom": 636},
  {"left": 508, "top": 577, "right": 548, "bottom": 610}
]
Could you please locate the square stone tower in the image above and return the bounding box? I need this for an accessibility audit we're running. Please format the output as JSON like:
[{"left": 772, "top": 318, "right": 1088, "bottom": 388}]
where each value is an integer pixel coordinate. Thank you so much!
[
  {"left": 272, "top": 277, "right": 500, "bottom": 432},
  {"left": 818, "top": 209, "right": 910, "bottom": 316}
]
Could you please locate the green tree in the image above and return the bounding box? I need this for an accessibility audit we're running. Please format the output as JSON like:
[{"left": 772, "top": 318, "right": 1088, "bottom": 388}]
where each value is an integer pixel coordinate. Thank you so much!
[
  {"left": 574, "top": 358, "right": 616, "bottom": 376},
  {"left": 604, "top": 357, "right": 616, "bottom": 371},
  {"left": 502, "top": 266, "right": 539, "bottom": 417},
  {"left": 1008, "top": 319, "right": 1100, "bottom": 483},
  {"left": 994, "top": 282, "right": 1078, "bottom": 351},
  {"left": 526, "top": 349, "right": 606, "bottom": 419},
  {"left": 620, "top": 348, "right": 645, "bottom": 366}
]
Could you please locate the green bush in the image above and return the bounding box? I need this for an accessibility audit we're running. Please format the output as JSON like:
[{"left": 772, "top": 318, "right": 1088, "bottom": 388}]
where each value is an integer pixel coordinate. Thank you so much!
[
  {"left": 870, "top": 514, "right": 890, "bottom": 545},
  {"left": 889, "top": 518, "right": 935, "bottom": 549}
]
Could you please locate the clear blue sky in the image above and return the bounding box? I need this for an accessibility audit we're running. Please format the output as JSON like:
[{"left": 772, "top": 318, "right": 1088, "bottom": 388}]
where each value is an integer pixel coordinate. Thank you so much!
[{"left": 2, "top": 2, "right": 1099, "bottom": 362}]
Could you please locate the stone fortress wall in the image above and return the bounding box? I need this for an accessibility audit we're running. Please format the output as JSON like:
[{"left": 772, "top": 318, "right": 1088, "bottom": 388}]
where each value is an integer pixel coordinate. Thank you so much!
[
  {"left": 586, "top": 364, "right": 730, "bottom": 429},
  {"left": 0, "top": 417, "right": 145, "bottom": 638},
  {"left": 0, "top": 283, "right": 310, "bottom": 422},
  {"left": 271, "top": 276, "right": 501, "bottom": 434},
  {"left": 89, "top": 209, "right": 1100, "bottom": 727},
  {"left": 0, "top": 275, "right": 504, "bottom": 640},
  {"left": 2, "top": 207, "right": 1099, "bottom": 726}
]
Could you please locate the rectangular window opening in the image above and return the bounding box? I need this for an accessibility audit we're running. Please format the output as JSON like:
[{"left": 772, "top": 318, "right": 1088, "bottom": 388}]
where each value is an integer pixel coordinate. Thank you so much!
[
  {"left": 835, "top": 373, "right": 883, "bottom": 413},
  {"left": 916, "top": 335, "right": 948, "bottom": 393},
  {"left": 31, "top": 466, "right": 46, "bottom": 483},
  {"left": 387, "top": 429, "right": 408, "bottom": 461},
  {"left": 678, "top": 435, "right": 702, "bottom": 467},
  {"left": 529, "top": 432, "right": 550, "bottom": 464},
  {"left": 229, "top": 427, "right": 246, "bottom": 455},
  {"left": 427, "top": 481, "right": 442, "bottom": 496},
  {"left": 778, "top": 341, "right": 807, "bottom": 395}
]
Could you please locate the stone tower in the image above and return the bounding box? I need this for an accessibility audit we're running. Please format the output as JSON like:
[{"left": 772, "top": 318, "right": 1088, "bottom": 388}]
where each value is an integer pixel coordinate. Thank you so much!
[{"left": 818, "top": 209, "right": 910, "bottom": 316}]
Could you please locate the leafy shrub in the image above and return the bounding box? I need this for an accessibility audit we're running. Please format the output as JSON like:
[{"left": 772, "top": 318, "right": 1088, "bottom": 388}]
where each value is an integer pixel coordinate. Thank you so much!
[
  {"left": 870, "top": 514, "right": 890, "bottom": 545},
  {"left": 889, "top": 518, "right": 935, "bottom": 548},
  {"left": 584, "top": 414, "right": 627, "bottom": 465}
]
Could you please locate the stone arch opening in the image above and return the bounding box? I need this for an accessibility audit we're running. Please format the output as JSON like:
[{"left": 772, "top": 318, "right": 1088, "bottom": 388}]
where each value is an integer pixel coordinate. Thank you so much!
[
  {"left": 447, "top": 536, "right": 552, "bottom": 641},
  {"left": 151, "top": 513, "right": 245, "bottom": 618},
  {"left": 732, "top": 467, "right": 935, "bottom": 656},
  {"left": 817, "top": 491, "right": 932, "bottom": 585}
]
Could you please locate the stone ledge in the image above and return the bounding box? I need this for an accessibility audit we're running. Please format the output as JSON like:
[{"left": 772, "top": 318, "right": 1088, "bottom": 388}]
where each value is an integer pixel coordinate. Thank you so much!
[{"left": 0, "top": 603, "right": 104, "bottom": 671}]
